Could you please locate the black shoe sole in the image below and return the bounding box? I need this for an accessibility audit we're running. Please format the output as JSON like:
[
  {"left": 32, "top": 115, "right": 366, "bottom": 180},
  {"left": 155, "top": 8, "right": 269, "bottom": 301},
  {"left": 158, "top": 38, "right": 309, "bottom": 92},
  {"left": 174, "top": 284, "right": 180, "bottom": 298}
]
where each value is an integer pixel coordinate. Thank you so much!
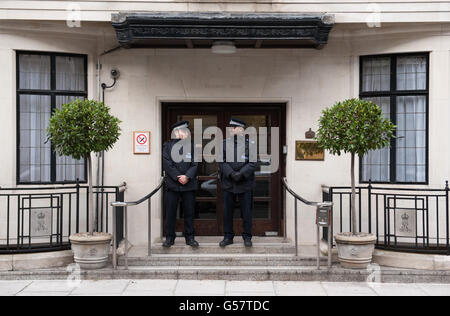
[{"left": 220, "top": 242, "right": 234, "bottom": 248}]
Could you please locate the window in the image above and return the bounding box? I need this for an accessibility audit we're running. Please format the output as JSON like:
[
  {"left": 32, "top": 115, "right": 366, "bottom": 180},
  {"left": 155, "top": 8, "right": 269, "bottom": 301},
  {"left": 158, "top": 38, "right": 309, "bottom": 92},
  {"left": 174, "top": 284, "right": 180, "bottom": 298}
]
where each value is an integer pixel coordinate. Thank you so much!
[
  {"left": 17, "top": 52, "right": 88, "bottom": 184},
  {"left": 360, "top": 53, "right": 429, "bottom": 184}
]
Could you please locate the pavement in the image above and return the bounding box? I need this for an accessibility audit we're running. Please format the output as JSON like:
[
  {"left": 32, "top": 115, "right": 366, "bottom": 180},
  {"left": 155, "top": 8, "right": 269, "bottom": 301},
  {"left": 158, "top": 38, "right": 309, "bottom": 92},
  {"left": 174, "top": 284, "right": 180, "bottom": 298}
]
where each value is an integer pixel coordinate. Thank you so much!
[{"left": 1, "top": 279, "right": 450, "bottom": 296}]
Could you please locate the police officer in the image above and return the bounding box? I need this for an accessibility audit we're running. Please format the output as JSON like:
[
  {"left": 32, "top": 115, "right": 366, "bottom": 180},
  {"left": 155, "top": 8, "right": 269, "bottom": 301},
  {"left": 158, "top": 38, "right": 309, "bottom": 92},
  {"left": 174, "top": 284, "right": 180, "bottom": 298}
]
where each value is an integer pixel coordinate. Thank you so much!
[
  {"left": 162, "top": 121, "right": 199, "bottom": 248},
  {"left": 219, "top": 118, "right": 257, "bottom": 248}
]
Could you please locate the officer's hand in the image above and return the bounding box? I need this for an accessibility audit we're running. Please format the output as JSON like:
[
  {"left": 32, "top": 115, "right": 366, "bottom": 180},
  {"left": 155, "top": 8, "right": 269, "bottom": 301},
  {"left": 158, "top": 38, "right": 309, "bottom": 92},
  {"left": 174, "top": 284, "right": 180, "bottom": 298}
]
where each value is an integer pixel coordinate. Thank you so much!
[
  {"left": 178, "top": 175, "right": 189, "bottom": 185},
  {"left": 231, "top": 172, "right": 243, "bottom": 182}
]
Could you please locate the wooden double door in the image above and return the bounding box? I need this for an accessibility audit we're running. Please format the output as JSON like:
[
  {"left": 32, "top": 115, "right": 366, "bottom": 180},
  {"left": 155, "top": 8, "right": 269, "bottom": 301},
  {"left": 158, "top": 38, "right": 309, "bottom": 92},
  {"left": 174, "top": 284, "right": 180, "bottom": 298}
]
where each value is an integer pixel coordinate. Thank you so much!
[{"left": 163, "top": 103, "right": 285, "bottom": 237}]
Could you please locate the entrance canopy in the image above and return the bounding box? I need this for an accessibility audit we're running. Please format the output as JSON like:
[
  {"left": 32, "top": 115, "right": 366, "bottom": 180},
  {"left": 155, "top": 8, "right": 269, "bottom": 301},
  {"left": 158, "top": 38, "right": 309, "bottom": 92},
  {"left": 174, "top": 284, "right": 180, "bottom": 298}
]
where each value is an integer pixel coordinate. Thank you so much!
[{"left": 111, "top": 12, "right": 335, "bottom": 49}]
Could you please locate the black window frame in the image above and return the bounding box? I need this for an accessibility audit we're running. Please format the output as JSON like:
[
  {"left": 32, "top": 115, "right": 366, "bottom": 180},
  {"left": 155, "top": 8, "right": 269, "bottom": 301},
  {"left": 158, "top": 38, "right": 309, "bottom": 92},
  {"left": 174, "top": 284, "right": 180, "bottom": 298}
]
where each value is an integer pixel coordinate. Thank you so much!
[
  {"left": 16, "top": 51, "right": 88, "bottom": 185},
  {"left": 359, "top": 52, "right": 430, "bottom": 185}
]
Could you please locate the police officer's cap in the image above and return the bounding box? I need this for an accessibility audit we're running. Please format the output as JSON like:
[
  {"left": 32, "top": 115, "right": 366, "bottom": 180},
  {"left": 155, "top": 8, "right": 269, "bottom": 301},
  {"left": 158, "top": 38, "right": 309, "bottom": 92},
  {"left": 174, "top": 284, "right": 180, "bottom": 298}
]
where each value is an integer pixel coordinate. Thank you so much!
[
  {"left": 229, "top": 118, "right": 246, "bottom": 128},
  {"left": 171, "top": 121, "right": 189, "bottom": 132}
]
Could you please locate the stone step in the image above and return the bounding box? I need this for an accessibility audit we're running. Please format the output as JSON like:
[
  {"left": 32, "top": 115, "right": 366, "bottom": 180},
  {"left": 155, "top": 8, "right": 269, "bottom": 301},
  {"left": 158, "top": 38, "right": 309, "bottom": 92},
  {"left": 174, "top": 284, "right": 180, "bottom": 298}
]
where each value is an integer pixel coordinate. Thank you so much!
[
  {"left": 143, "top": 237, "right": 296, "bottom": 255},
  {"left": 118, "top": 254, "right": 329, "bottom": 267},
  {"left": 3, "top": 265, "right": 450, "bottom": 283}
]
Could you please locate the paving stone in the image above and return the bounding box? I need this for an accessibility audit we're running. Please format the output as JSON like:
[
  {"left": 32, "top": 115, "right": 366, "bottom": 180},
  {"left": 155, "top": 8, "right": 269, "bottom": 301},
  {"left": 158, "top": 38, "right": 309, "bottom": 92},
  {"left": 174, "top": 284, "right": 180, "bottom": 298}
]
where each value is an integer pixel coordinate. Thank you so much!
[
  {"left": 0, "top": 281, "right": 32, "bottom": 295},
  {"left": 274, "top": 281, "right": 327, "bottom": 296},
  {"left": 321, "top": 282, "right": 378, "bottom": 296},
  {"left": 23, "top": 280, "right": 78, "bottom": 293},
  {"left": 226, "top": 291, "right": 276, "bottom": 297},
  {"left": 16, "top": 291, "right": 70, "bottom": 296},
  {"left": 226, "top": 281, "right": 274, "bottom": 294},
  {"left": 122, "top": 290, "right": 175, "bottom": 296},
  {"left": 417, "top": 284, "right": 450, "bottom": 296},
  {"left": 369, "top": 283, "right": 427, "bottom": 296},
  {"left": 175, "top": 280, "right": 226, "bottom": 296},
  {"left": 70, "top": 280, "right": 130, "bottom": 296},
  {"left": 126, "top": 280, "right": 178, "bottom": 292}
]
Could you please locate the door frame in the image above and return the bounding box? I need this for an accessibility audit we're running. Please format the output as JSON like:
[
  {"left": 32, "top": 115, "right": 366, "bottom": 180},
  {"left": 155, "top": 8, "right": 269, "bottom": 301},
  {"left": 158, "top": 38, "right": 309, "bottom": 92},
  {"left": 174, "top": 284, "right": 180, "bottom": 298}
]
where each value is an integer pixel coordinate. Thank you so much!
[{"left": 162, "top": 102, "right": 287, "bottom": 237}]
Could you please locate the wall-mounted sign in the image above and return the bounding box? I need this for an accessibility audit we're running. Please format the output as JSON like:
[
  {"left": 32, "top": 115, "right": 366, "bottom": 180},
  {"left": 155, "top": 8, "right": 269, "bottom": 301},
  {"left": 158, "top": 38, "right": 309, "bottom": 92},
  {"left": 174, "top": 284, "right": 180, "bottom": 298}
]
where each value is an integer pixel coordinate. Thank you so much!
[
  {"left": 316, "top": 206, "right": 332, "bottom": 227},
  {"left": 295, "top": 140, "right": 324, "bottom": 161},
  {"left": 133, "top": 131, "right": 151, "bottom": 155}
]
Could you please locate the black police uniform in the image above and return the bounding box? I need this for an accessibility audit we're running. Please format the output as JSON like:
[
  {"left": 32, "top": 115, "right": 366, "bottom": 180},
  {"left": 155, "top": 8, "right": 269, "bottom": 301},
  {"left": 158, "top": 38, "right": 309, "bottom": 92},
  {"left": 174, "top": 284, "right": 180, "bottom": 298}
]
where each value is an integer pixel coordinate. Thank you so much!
[
  {"left": 219, "top": 130, "right": 257, "bottom": 242},
  {"left": 163, "top": 129, "right": 198, "bottom": 243}
]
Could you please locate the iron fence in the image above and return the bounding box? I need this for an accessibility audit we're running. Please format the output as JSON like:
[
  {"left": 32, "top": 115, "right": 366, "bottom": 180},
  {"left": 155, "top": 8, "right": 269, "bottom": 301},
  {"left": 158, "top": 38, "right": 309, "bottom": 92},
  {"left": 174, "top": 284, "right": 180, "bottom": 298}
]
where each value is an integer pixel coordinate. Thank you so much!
[
  {"left": 323, "top": 181, "right": 450, "bottom": 255},
  {"left": 0, "top": 181, "right": 126, "bottom": 254}
]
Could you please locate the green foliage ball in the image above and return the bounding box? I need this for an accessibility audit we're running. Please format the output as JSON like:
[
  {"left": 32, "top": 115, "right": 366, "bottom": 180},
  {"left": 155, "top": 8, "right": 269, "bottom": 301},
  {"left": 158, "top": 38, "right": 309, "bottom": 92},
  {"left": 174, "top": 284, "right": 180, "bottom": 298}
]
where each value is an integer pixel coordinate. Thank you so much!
[
  {"left": 316, "top": 98, "right": 396, "bottom": 157},
  {"left": 47, "top": 99, "right": 122, "bottom": 160}
]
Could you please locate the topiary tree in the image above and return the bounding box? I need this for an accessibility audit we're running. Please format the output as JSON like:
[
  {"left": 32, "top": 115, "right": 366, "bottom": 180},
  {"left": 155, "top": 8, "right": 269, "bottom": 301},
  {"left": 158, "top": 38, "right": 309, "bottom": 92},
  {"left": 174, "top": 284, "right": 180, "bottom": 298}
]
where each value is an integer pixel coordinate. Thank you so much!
[
  {"left": 47, "top": 99, "right": 121, "bottom": 235},
  {"left": 316, "top": 98, "right": 395, "bottom": 236}
]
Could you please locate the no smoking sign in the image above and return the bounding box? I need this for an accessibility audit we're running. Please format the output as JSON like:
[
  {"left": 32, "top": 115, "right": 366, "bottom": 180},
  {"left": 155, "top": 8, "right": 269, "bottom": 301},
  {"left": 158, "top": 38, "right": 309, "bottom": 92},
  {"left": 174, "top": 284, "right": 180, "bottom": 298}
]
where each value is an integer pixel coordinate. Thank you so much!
[{"left": 133, "top": 131, "right": 151, "bottom": 154}]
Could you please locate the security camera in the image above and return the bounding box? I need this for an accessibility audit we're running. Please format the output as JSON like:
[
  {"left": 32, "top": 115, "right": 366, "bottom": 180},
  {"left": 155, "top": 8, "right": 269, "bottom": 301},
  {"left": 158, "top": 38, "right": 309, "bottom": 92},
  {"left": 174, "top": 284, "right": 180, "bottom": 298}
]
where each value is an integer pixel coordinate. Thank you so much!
[{"left": 111, "top": 69, "right": 120, "bottom": 80}]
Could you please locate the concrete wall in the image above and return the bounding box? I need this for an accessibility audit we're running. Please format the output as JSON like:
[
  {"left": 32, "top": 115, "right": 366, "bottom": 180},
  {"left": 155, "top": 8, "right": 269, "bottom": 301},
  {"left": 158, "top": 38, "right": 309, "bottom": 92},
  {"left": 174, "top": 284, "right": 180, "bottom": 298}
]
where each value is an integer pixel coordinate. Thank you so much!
[
  {"left": 1, "top": 1, "right": 450, "bottom": 23},
  {"left": 0, "top": 21, "right": 449, "bottom": 247}
]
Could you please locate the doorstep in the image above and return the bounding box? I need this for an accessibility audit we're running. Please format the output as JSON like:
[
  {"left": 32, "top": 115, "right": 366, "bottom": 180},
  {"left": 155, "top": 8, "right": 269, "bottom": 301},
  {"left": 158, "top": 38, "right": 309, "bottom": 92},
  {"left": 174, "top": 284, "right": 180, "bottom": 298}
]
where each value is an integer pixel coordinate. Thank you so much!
[{"left": 3, "top": 265, "right": 450, "bottom": 283}]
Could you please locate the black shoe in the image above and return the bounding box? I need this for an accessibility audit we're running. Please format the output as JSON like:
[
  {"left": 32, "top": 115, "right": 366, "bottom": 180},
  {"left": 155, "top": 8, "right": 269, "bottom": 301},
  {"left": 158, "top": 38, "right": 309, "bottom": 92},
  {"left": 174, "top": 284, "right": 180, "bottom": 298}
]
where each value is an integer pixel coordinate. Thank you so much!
[
  {"left": 186, "top": 239, "right": 199, "bottom": 248},
  {"left": 220, "top": 239, "right": 234, "bottom": 248},
  {"left": 244, "top": 239, "right": 253, "bottom": 248},
  {"left": 163, "top": 239, "right": 175, "bottom": 248}
]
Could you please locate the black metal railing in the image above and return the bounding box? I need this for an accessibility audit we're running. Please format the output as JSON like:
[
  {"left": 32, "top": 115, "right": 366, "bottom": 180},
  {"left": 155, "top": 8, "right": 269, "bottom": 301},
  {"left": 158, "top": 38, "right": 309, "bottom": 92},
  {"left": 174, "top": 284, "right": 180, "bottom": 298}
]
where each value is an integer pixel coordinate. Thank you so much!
[
  {"left": 282, "top": 178, "right": 333, "bottom": 268},
  {"left": 111, "top": 177, "right": 165, "bottom": 269},
  {"left": 0, "top": 182, "right": 126, "bottom": 254},
  {"left": 323, "top": 181, "right": 450, "bottom": 255}
]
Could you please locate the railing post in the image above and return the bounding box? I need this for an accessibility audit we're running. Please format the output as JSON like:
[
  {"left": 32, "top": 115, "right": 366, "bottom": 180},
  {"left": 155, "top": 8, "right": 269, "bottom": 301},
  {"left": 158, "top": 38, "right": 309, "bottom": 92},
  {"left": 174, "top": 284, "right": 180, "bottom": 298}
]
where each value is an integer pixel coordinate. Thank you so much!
[
  {"left": 327, "top": 208, "right": 332, "bottom": 269},
  {"left": 368, "top": 180, "right": 372, "bottom": 235},
  {"left": 148, "top": 198, "right": 152, "bottom": 257},
  {"left": 124, "top": 205, "right": 128, "bottom": 270},
  {"left": 283, "top": 185, "right": 287, "bottom": 241},
  {"left": 329, "top": 187, "right": 333, "bottom": 241},
  {"left": 295, "top": 198, "right": 298, "bottom": 257},
  {"left": 76, "top": 179, "right": 80, "bottom": 234},
  {"left": 316, "top": 214, "right": 320, "bottom": 270},
  {"left": 112, "top": 205, "right": 117, "bottom": 269},
  {"left": 446, "top": 180, "right": 449, "bottom": 255}
]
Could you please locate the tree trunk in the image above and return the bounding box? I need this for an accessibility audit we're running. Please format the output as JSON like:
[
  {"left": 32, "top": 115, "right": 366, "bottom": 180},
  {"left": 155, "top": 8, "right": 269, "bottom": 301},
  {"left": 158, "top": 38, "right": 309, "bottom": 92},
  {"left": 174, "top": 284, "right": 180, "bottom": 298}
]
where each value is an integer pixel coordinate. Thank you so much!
[
  {"left": 351, "top": 153, "right": 357, "bottom": 236},
  {"left": 88, "top": 154, "right": 95, "bottom": 235}
]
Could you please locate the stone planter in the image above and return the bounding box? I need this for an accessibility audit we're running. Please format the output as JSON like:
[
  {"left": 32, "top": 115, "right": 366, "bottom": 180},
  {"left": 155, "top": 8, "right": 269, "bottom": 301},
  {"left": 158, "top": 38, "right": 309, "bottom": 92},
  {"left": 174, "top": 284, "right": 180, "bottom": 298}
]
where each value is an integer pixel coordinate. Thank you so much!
[
  {"left": 69, "top": 232, "right": 112, "bottom": 270},
  {"left": 335, "top": 233, "right": 377, "bottom": 269}
]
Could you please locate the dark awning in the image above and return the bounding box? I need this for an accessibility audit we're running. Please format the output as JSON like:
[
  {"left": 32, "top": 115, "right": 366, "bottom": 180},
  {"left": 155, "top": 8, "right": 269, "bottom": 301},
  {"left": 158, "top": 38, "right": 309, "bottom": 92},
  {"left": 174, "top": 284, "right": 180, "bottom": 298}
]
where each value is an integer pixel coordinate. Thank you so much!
[{"left": 111, "top": 12, "right": 335, "bottom": 49}]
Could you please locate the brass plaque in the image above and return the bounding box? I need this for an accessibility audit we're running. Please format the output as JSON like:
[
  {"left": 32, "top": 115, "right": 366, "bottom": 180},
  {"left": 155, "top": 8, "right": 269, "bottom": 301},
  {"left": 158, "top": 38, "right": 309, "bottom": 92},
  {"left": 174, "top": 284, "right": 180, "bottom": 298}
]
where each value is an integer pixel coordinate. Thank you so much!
[{"left": 295, "top": 141, "right": 324, "bottom": 161}]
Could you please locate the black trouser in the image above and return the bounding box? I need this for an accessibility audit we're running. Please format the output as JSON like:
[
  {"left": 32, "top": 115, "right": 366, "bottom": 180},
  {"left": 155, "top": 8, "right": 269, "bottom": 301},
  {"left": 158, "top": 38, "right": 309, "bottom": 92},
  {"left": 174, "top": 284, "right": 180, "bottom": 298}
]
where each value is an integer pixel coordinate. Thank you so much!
[
  {"left": 223, "top": 190, "right": 253, "bottom": 241},
  {"left": 165, "top": 190, "right": 196, "bottom": 241}
]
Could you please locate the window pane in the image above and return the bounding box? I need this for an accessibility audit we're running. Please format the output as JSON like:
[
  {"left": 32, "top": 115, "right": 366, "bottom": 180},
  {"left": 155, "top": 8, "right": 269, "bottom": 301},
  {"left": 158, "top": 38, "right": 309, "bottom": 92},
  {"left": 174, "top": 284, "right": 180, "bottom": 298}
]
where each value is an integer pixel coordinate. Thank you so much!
[
  {"left": 56, "top": 56, "right": 86, "bottom": 91},
  {"left": 19, "top": 54, "right": 51, "bottom": 90},
  {"left": 397, "top": 56, "right": 427, "bottom": 91},
  {"left": 361, "top": 97, "right": 391, "bottom": 182},
  {"left": 361, "top": 57, "right": 391, "bottom": 92},
  {"left": 396, "top": 95, "right": 427, "bottom": 183},
  {"left": 55, "top": 95, "right": 86, "bottom": 182},
  {"left": 19, "top": 94, "right": 51, "bottom": 183}
]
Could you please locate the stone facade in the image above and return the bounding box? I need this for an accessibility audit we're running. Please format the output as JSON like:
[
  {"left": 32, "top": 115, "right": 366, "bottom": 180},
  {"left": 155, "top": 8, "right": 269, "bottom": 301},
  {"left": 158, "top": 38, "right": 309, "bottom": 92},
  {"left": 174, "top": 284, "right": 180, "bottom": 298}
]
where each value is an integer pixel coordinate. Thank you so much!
[{"left": 0, "top": 4, "right": 449, "bottom": 248}]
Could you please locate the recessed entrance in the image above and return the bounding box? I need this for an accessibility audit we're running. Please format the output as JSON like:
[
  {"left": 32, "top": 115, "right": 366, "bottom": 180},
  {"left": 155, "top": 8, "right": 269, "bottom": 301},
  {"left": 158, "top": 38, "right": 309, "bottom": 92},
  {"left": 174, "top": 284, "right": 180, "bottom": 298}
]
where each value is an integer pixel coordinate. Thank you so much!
[{"left": 162, "top": 102, "right": 286, "bottom": 237}]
